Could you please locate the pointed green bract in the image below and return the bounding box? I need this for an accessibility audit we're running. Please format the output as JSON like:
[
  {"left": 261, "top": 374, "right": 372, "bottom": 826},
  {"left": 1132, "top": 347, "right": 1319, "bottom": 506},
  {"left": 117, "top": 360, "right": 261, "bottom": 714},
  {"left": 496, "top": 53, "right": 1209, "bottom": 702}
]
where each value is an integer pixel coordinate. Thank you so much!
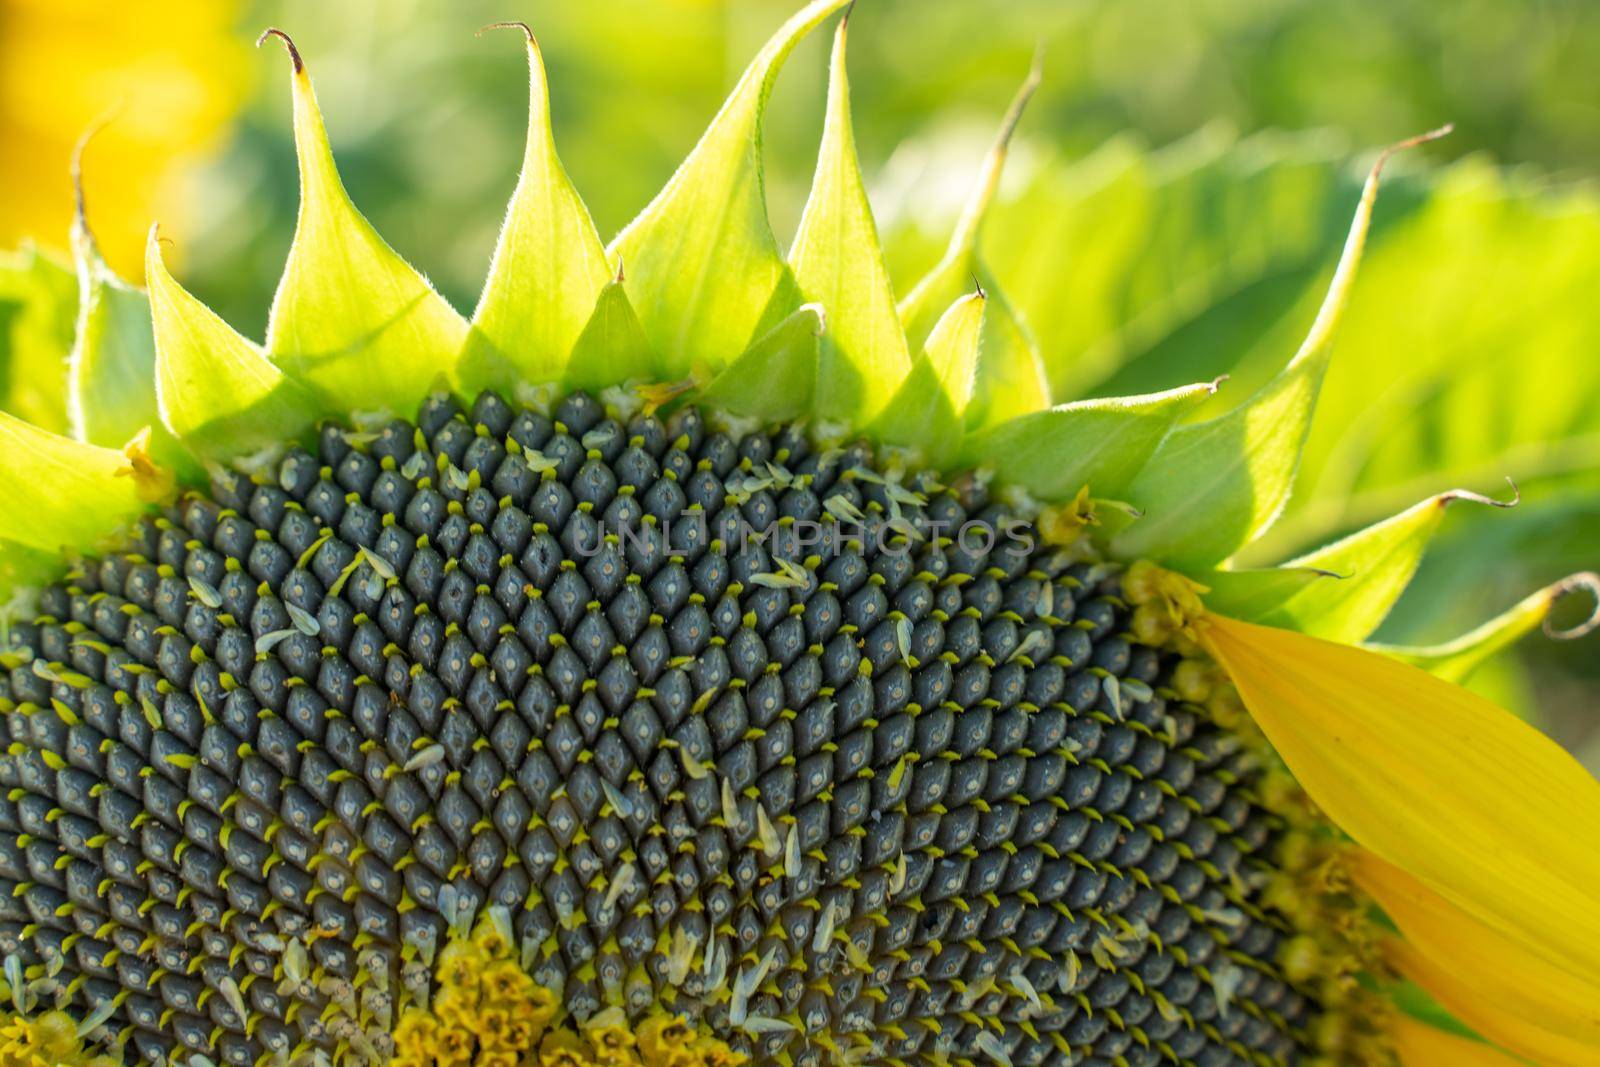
[
  {"left": 920, "top": 292, "right": 985, "bottom": 414},
  {"left": 565, "top": 281, "right": 655, "bottom": 394},
  {"left": 1240, "top": 157, "right": 1600, "bottom": 572},
  {"left": 1111, "top": 133, "right": 1444, "bottom": 567},
  {"left": 147, "top": 227, "right": 318, "bottom": 459},
  {"left": 0, "top": 243, "right": 76, "bottom": 435},
  {"left": 960, "top": 380, "right": 1219, "bottom": 501},
  {"left": 61, "top": 124, "right": 192, "bottom": 474},
  {"left": 699, "top": 304, "right": 823, "bottom": 421},
  {"left": 790, "top": 18, "right": 910, "bottom": 423},
  {"left": 0, "top": 411, "right": 148, "bottom": 554},
  {"left": 608, "top": 0, "right": 850, "bottom": 379},
  {"left": 1373, "top": 573, "right": 1600, "bottom": 683},
  {"left": 261, "top": 32, "right": 468, "bottom": 415},
  {"left": 1110, "top": 348, "right": 1323, "bottom": 567},
  {"left": 463, "top": 25, "right": 612, "bottom": 394},
  {"left": 1256, "top": 488, "right": 1517, "bottom": 642},
  {"left": 969, "top": 283, "right": 1050, "bottom": 430},
  {"left": 897, "top": 61, "right": 1035, "bottom": 347},
  {"left": 898, "top": 59, "right": 1049, "bottom": 431},
  {"left": 1199, "top": 566, "right": 1334, "bottom": 621},
  {"left": 66, "top": 228, "right": 165, "bottom": 454},
  {"left": 903, "top": 268, "right": 1047, "bottom": 432},
  {"left": 873, "top": 293, "right": 985, "bottom": 464}
]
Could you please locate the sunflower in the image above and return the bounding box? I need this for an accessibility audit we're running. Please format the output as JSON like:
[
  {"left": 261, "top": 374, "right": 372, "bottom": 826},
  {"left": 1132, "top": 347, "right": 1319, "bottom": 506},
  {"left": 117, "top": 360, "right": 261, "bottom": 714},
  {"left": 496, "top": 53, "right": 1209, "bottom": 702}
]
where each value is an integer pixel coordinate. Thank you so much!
[{"left": 0, "top": 3, "right": 1597, "bottom": 1066}]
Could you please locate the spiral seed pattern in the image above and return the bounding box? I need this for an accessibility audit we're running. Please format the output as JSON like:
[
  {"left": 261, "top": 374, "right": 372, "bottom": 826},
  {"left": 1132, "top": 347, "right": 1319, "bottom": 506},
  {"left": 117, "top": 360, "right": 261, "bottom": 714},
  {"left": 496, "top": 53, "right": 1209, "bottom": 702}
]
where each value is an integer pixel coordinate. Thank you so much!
[{"left": 0, "top": 390, "right": 1323, "bottom": 1066}]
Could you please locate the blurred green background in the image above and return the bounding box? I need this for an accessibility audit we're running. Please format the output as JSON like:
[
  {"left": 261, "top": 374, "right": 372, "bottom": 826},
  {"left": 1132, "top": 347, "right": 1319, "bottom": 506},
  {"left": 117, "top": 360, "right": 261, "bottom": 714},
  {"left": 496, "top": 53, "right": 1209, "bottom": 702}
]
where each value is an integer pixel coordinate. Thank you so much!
[{"left": 4, "top": 0, "right": 1598, "bottom": 761}]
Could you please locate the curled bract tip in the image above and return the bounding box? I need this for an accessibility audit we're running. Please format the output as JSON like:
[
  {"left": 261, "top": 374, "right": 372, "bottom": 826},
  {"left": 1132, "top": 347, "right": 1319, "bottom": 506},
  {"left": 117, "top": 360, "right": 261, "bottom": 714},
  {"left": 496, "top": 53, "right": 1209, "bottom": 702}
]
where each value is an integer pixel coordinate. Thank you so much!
[
  {"left": 1373, "top": 123, "right": 1454, "bottom": 176},
  {"left": 799, "top": 301, "right": 828, "bottom": 336},
  {"left": 69, "top": 107, "right": 123, "bottom": 246},
  {"left": 478, "top": 20, "right": 536, "bottom": 45},
  {"left": 147, "top": 221, "right": 177, "bottom": 256},
  {"left": 1547, "top": 572, "right": 1600, "bottom": 640},
  {"left": 1439, "top": 477, "right": 1520, "bottom": 511},
  {"left": 256, "top": 28, "right": 304, "bottom": 73}
]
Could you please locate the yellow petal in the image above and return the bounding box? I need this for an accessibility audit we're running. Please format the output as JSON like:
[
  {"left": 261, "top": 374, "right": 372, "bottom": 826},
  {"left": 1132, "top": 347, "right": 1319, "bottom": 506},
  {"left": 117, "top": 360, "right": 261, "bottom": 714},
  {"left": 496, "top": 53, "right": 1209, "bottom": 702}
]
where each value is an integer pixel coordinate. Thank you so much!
[
  {"left": 1353, "top": 850, "right": 1600, "bottom": 1049},
  {"left": 1386, "top": 938, "right": 1598, "bottom": 1067},
  {"left": 117, "top": 426, "right": 177, "bottom": 506},
  {"left": 1199, "top": 614, "right": 1600, "bottom": 985},
  {"left": 1390, "top": 1015, "right": 1530, "bottom": 1067}
]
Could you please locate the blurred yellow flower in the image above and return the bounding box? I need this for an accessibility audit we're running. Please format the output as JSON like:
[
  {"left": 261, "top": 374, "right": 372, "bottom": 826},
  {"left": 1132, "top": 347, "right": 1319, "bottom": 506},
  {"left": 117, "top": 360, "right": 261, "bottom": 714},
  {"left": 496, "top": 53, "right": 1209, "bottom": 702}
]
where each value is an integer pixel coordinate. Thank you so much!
[{"left": 0, "top": 0, "right": 247, "bottom": 277}]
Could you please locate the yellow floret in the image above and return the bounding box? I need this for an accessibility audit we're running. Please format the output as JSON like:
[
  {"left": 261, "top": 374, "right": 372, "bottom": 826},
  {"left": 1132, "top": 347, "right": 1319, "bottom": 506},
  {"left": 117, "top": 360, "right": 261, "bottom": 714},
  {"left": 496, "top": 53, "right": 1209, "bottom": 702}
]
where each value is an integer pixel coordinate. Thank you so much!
[
  {"left": 388, "top": 911, "right": 741, "bottom": 1067},
  {"left": 0, "top": 1008, "right": 120, "bottom": 1067}
]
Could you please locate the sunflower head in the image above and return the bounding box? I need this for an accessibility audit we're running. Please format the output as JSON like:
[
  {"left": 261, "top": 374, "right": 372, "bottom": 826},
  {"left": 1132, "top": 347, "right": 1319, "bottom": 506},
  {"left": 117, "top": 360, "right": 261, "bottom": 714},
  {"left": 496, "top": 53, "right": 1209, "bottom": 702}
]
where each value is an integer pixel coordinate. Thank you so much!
[{"left": 0, "top": 3, "right": 1597, "bottom": 1066}]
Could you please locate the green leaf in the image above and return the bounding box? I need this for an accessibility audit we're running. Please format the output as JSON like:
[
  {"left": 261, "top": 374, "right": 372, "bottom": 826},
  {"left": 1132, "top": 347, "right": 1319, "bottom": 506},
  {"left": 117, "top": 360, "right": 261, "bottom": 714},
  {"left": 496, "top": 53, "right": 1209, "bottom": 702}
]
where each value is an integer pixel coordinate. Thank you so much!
[
  {"left": 789, "top": 17, "right": 910, "bottom": 424},
  {"left": 897, "top": 57, "right": 1050, "bottom": 431},
  {"left": 699, "top": 304, "right": 823, "bottom": 421},
  {"left": 873, "top": 293, "right": 985, "bottom": 465},
  {"left": 1372, "top": 573, "right": 1600, "bottom": 683},
  {"left": 1199, "top": 567, "right": 1335, "bottom": 622},
  {"left": 608, "top": 0, "right": 850, "bottom": 378},
  {"left": 64, "top": 216, "right": 199, "bottom": 482},
  {"left": 565, "top": 280, "right": 655, "bottom": 394},
  {"left": 462, "top": 25, "right": 612, "bottom": 394},
  {"left": 0, "top": 411, "right": 148, "bottom": 555},
  {"left": 146, "top": 226, "right": 318, "bottom": 459},
  {"left": 260, "top": 31, "right": 468, "bottom": 415},
  {"left": 0, "top": 243, "right": 76, "bottom": 434},
  {"left": 1110, "top": 134, "right": 1439, "bottom": 567},
  {"left": 960, "top": 379, "right": 1220, "bottom": 501}
]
